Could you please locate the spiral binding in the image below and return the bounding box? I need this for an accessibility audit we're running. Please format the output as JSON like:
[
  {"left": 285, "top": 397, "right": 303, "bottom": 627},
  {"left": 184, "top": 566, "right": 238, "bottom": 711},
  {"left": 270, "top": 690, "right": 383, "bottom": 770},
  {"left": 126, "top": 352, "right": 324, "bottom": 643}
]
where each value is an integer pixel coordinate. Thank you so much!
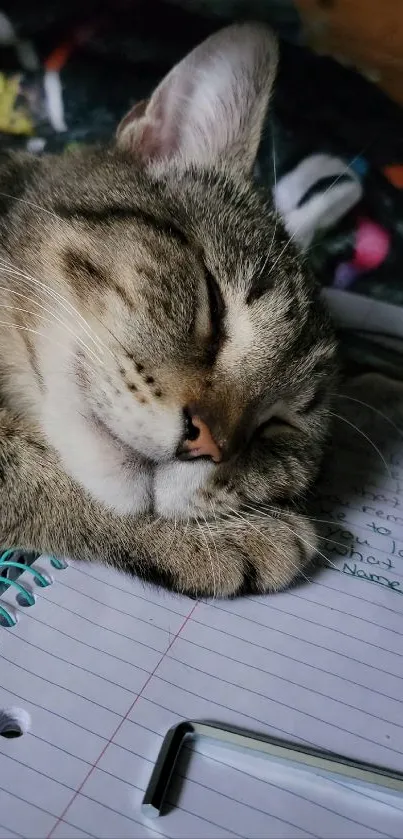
[{"left": 0, "top": 549, "right": 68, "bottom": 627}]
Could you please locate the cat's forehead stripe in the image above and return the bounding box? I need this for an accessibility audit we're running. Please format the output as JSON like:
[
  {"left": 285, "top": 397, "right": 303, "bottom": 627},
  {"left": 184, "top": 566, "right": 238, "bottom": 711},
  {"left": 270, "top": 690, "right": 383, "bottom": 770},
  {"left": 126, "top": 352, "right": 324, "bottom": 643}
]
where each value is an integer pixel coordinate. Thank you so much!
[
  {"left": 55, "top": 204, "right": 188, "bottom": 245},
  {"left": 62, "top": 248, "right": 133, "bottom": 308}
]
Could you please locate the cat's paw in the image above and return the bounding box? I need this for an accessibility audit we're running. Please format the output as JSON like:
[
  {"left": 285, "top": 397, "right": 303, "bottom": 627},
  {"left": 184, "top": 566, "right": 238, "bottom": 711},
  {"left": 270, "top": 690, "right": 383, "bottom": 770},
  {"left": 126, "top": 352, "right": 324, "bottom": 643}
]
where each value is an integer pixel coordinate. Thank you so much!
[
  {"left": 152, "top": 510, "right": 316, "bottom": 597},
  {"left": 228, "top": 511, "right": 317, "bottom": 594}
]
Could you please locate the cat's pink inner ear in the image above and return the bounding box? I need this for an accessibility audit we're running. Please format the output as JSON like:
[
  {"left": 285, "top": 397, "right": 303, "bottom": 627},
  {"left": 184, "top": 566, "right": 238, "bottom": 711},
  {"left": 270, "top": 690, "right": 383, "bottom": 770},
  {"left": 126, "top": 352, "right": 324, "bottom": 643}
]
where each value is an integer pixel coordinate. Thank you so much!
[
  {"left": 117, "top": 100, "right": 148, "bottom": 137},
  {"left": 117, "top": 95, "right": 174, "bottom": 159},
  {"left": 117, "top": 71, "right": 188, "bottom": 161},
  {"left": 116, "top": 23, "right": 278, "bottom": 175}
]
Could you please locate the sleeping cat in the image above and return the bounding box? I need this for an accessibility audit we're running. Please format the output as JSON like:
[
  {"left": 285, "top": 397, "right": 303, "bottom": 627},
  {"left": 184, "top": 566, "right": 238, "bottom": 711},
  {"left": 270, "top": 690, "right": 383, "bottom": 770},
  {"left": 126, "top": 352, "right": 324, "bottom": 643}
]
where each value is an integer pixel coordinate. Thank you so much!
[{"left": 0, "top": 23, "right": 338, "bottom": 596}]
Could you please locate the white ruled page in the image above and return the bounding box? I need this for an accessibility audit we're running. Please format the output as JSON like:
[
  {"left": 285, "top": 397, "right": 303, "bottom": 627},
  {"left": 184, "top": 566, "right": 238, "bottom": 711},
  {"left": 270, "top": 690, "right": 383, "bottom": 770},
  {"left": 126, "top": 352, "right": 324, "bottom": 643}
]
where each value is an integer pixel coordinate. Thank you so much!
[
  {"left": 1, "top": 375, "right": 403, "bottom": 838},
  {"left": 0, "top": 560, "right": 195, "bottom": 838}
]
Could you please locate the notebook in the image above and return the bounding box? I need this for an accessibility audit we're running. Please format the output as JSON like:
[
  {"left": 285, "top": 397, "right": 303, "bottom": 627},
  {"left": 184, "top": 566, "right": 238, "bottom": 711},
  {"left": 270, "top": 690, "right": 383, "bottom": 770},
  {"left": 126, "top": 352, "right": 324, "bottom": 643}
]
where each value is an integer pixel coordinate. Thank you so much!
[{"left": 1, "top": 385, "right": 403, "bottom": 839}]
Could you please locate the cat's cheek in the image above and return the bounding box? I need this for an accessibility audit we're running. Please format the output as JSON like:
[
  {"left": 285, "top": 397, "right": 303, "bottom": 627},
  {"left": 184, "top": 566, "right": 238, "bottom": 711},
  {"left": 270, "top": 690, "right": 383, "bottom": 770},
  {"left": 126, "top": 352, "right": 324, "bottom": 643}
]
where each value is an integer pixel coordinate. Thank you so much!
[
  {"left": 41, "top": 391, "right": 153, "bottom": 515},
  {"left": 153, "top": 459, "right": 215, "bottom": 519}
]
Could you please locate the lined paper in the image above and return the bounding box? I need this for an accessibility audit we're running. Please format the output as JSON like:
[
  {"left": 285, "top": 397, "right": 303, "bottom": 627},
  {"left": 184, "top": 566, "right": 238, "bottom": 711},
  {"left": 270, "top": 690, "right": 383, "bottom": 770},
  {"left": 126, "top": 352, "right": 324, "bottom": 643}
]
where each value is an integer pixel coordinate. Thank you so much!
[{"left": 1, "top": 380, "right": 403, "bottom": 838}]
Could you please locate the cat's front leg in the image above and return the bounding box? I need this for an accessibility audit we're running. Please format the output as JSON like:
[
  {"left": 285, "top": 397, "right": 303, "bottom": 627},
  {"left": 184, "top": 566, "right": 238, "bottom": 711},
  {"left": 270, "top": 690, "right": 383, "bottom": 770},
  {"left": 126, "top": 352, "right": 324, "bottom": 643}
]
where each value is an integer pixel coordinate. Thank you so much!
[{"left": 0, "top": 409, "right": 315, "bottom": 597}]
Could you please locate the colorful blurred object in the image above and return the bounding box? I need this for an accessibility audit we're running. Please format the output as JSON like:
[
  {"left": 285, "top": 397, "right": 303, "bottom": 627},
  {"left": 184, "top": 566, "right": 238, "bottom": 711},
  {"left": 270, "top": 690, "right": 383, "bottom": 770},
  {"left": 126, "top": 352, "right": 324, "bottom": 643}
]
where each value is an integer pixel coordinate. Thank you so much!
[
  {"left": 353, "top": 218, "right": 391, "bottom": 271},
  {"left": 0, "top": 0, "right": 402, "bottom": 335},
  {"left": 0, "top": 72, "right": 33, "bottom": 134},
  {"left": 383, "top": 164, "right": 403, "bottom": 189}
]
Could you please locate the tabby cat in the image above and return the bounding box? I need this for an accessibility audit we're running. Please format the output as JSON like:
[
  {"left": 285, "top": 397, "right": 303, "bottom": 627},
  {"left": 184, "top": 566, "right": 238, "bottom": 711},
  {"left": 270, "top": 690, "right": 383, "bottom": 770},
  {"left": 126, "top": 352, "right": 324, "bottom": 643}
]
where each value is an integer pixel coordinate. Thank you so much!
[{"left": 0, "top": 23, "right": 337, "bottom": 596}]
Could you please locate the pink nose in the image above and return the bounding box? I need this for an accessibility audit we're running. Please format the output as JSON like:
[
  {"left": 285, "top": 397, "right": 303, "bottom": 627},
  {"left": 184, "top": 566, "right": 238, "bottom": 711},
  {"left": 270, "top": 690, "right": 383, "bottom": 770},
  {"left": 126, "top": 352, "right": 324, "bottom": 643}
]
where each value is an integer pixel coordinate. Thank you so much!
[{"left": 183, "top": 415, "right": 222, "bottom": 463}]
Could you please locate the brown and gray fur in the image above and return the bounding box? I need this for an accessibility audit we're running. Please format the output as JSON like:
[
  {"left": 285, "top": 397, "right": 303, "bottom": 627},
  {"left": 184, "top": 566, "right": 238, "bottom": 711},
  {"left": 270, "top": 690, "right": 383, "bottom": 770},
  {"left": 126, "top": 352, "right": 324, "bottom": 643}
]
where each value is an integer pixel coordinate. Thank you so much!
[{"left": 0, "top": 24, "right": 337, "bottom": 597}]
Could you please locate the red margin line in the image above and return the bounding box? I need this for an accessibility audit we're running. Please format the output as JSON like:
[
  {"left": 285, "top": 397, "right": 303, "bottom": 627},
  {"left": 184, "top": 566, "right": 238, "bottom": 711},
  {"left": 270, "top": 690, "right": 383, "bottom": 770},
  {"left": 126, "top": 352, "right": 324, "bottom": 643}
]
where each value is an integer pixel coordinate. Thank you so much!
[{"left": 47, "top": 601, "right": 199, "bottom": 837}]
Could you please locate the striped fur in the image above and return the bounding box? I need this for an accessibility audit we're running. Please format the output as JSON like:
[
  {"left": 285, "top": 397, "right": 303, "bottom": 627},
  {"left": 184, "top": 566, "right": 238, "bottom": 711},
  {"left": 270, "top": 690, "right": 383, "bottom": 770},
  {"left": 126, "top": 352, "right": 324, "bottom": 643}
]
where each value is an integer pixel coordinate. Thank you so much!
[{"left": 0, "top": 25, "right": 338, "bottom": 596}]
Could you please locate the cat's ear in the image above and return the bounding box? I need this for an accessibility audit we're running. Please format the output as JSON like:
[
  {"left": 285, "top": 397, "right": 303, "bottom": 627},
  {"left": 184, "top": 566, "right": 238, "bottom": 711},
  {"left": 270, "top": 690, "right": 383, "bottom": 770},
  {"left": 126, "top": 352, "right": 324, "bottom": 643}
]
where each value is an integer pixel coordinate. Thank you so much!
[{"left": 116, "top": 23, "right": 278, "bottom": 176}]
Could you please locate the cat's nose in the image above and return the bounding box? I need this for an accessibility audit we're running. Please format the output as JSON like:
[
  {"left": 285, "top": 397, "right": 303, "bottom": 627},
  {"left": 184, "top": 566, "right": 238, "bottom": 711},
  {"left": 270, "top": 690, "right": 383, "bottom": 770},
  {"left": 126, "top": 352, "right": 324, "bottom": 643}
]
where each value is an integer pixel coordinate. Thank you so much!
[{"left": 177, "top": 409, "right": 222, "bottom": 463}]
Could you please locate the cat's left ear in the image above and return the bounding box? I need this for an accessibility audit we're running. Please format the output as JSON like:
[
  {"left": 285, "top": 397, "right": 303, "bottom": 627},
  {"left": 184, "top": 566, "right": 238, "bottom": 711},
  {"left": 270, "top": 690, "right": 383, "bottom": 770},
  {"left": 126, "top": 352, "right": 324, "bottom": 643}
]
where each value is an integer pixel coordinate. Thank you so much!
[{"left": 116, "top": 23, "right": 278, "bottom": 176}]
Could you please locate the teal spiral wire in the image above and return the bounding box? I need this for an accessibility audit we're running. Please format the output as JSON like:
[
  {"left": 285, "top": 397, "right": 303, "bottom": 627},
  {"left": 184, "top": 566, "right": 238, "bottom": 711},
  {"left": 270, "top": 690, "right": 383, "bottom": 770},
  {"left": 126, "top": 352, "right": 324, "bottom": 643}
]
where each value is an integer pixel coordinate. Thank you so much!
[
  {"left": 0, "top": 549, "right": 54, "bottom": 626},
  {"left": 0, "top": 574, "right": 35, "bottom": 606},
  {"left": 0, "top": 559, "right": 51, "bottom": 589},
  {"left": 0, "top": 603, "right": 16, "bottom": 627}
]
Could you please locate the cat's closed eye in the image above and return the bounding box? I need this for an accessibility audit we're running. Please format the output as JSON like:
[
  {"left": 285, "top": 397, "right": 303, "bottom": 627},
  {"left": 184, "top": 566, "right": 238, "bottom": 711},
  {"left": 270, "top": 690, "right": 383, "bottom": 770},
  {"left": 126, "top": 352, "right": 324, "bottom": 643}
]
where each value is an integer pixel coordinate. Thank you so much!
[
  {"left": 257, "top": 415, "right": 293, "bottom": 437},
  {"left": 259, "top": 414, "right": 290, "bottom": 430},
  {"left": 205, "top": 268, "right": 225, "bottom": 355}
]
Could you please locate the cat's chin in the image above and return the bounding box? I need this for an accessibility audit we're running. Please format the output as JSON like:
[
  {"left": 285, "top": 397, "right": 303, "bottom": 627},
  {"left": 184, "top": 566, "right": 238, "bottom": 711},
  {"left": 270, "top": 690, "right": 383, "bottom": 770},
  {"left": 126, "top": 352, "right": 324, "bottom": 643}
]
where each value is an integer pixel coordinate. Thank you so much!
[{"left": 41, "top": 397, "right": 152, "bottom": 516}]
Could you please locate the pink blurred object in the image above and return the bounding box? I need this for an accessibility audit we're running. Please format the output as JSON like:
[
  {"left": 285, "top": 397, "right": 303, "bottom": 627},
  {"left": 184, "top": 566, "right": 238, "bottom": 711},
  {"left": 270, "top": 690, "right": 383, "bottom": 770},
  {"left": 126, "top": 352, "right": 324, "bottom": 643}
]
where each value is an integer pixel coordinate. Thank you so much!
[{"left": 353, "top": 217, "right": 391, "bottom": 270}]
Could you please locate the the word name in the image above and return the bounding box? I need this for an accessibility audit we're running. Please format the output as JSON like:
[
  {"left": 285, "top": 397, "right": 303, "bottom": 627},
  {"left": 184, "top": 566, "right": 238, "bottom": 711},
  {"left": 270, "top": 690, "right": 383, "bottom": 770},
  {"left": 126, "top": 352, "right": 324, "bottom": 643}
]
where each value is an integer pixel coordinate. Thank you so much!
[{"left": 342, "top": 562, "right": 402, "bottom": 595}]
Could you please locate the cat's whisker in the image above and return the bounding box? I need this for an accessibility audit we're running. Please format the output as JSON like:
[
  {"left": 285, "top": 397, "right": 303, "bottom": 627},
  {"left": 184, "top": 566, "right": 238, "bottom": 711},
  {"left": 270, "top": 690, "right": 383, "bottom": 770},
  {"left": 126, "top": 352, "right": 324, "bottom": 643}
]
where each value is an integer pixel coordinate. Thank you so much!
[
  {"left": 235, "top": 501, "right": 289, "bottom": 524},
  {"left": 332, "top": 393, "right": 403, "bottom": 439},
  {"left": 174, "top": 516, "right": 189, "bottom": 565},
  {"left": 0, "top": 296, "right": 102, "bottom": 367},
  {"left": 0, "top": 262, "right": 108, "bottom": 361},
  {"left": 0, "top": 311, "right": 101, "bottom": 375},
  {"left": 0, "top": 269, "right": 107, "bottom": 366},
  {"left": 258, "top": 134, "right": 279, "bottom": 278},
  {"left": 328, "top": 410, "right": 392, "bottom": 479},
  {"left": 200, "top": 496, "right": 346, "bottom": 582},
  {"left": 305, "top": 514, "right": 359, "bottom": 527},
  {"left": 197, "top": 517, "right": 217, "bottom": 599},
  {"left": 260, "top": 509, "right": 342, "bottom": 574},
  {"left": 0, "top": 259, "right": 107, "bottom": 356},
  {"left": 241, "top": 502, "right": 347, "bottom": 574},
  {"left": 207, "top": 503, "right": 246, "bottom": 537},
  {"left": 238, "top": 501, "right": 352, "bottom": 551},
  {"left": 238, "top": 502, "right": 343, "bottom": 531},
  {"left": 0, "top": 320, "right": 99, "bottom": 379},
  {"left": 0, "top": 191, "right": 64, "bottom": 221},
  {"left": 315, "top": 533, "right": 353, "bottom": 550},
  {"left": 239, "top": 501, "right": 359, "bottom": 547},
  {"left": 201, "top": 511, "right": 221, "bottom": 598},
  {"left": 94, "top": 313, "right": 138, "bottom": 359}
]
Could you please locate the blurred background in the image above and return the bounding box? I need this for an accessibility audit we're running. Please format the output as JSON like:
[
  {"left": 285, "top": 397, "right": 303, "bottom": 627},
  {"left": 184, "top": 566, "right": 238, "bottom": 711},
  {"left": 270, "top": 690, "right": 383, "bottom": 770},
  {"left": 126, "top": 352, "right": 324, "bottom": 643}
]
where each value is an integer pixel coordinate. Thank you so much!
[{"left": 1, "top": 0, "right": 403, "bottom": 378}]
